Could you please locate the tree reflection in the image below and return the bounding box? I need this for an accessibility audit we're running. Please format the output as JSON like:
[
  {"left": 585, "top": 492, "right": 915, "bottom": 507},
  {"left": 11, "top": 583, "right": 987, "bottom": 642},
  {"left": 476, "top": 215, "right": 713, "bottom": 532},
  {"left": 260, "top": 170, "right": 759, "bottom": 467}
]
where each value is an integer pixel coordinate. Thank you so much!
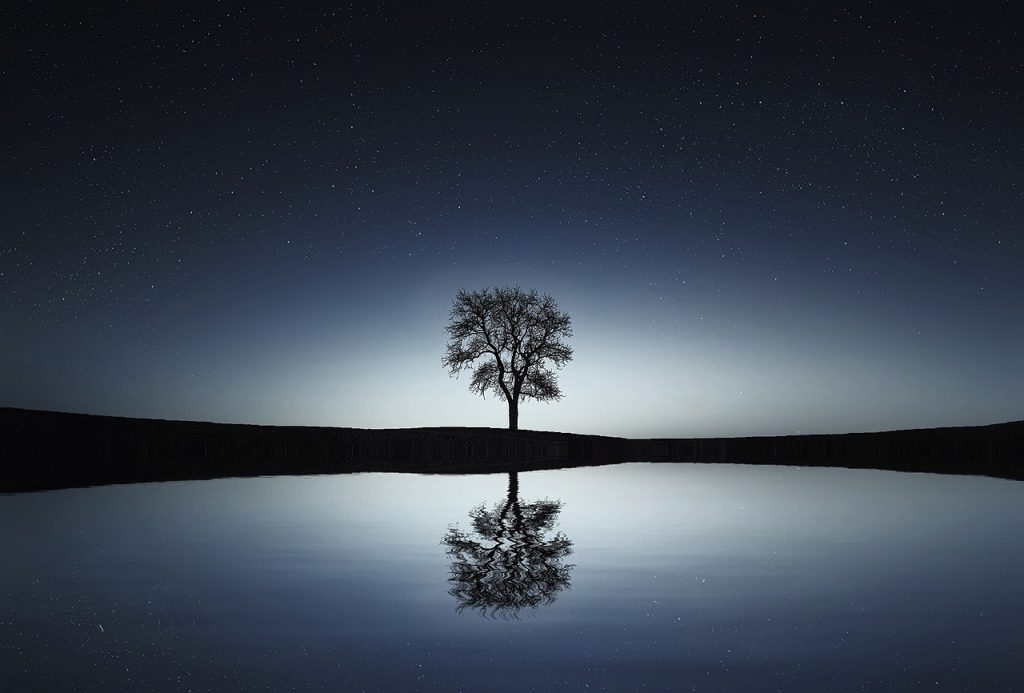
[{"left": 442, "top": 471, "right": 574, "bottom": 618}]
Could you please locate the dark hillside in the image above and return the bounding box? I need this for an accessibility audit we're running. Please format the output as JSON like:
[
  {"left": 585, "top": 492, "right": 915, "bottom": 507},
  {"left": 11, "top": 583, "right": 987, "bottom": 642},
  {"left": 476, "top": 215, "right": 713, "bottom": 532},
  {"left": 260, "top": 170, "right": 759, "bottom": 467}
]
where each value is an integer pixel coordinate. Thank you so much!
[{"left": 1, "top": 408, "right": 1021, "bottom": 492}]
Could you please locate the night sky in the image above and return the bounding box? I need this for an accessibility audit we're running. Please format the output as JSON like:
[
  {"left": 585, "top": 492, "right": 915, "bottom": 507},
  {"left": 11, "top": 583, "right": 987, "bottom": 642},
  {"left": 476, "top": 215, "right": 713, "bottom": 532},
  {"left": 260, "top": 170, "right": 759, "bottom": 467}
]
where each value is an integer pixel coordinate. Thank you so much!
[{"left": 3, "top": 4, "right": 1022, "bottom": 437}]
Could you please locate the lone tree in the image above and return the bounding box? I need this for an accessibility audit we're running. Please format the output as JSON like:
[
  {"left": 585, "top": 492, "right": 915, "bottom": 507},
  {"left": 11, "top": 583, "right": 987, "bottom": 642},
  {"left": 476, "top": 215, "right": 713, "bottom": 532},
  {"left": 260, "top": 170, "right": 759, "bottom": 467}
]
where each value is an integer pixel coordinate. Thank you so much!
[
  {"left": 443, "top": 472, "right": 574, "bottom": 618},
  {"left": 443, "top": 286, "right": 573, "bottom": 431}
]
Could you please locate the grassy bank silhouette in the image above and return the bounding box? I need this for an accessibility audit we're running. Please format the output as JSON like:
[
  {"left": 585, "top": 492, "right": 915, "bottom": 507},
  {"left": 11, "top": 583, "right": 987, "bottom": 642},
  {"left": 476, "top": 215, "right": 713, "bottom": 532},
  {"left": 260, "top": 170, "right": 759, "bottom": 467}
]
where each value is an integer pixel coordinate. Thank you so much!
[{"left": 1, "top": 408, "right": 1021, "bottom": 492}]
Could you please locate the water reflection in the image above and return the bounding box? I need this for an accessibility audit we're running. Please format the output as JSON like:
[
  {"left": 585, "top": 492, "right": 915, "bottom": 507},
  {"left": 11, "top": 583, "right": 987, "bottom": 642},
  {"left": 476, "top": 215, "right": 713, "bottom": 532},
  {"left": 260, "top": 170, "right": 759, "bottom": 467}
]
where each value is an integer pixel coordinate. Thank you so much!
[{"left": 442, "top": 471, "right": 574, "bottom": 618}]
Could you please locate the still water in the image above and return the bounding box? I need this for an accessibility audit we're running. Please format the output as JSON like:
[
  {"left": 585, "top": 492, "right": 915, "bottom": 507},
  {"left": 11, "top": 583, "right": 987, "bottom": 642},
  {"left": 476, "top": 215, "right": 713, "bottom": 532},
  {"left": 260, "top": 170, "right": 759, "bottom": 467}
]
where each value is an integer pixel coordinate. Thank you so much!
[{"left": 1, "top": 463, "right": 1022, "bottom": 692}]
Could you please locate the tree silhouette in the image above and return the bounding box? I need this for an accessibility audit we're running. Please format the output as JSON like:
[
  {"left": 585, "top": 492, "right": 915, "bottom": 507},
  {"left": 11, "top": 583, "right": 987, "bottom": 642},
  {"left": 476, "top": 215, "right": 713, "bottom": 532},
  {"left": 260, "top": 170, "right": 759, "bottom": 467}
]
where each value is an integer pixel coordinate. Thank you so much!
[
  {"left": 443, "top": 286, "right": 573, "bottom": 430},
  {"left": 442, "top": 471, "right": 574, "bottom": 618}
]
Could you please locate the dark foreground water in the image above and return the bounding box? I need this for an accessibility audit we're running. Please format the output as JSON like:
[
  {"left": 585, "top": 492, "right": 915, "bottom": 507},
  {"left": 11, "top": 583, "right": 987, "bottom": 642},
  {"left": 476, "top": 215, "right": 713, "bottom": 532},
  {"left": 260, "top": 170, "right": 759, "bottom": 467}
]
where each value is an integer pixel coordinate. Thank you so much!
[{"left": 1, "top": 463, "right": 1022, "bottom": 692}]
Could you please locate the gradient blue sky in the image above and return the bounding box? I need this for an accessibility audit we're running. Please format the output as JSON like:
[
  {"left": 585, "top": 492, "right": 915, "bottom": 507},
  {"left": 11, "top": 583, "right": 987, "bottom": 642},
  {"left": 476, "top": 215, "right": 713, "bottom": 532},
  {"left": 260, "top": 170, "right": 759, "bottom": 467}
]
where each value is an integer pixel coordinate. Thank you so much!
[{"left": 3, "top": 4, "right": 1022, "bottom": 437}]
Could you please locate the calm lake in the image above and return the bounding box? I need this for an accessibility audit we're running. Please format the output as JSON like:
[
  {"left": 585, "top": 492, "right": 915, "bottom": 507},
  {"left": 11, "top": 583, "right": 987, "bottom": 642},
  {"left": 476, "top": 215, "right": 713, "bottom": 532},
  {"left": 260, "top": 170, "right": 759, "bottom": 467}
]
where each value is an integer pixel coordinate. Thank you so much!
[{"left": 1, "top": 463, "right": 1022, "bottom": 692}]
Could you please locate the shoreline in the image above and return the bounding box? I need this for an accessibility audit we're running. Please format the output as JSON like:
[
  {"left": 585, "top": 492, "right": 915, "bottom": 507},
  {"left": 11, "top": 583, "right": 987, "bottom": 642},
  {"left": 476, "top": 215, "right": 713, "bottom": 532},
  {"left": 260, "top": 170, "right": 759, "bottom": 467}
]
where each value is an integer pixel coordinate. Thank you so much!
[{"left": 1, "top": 407, "right": 1022, "bottom": 492}]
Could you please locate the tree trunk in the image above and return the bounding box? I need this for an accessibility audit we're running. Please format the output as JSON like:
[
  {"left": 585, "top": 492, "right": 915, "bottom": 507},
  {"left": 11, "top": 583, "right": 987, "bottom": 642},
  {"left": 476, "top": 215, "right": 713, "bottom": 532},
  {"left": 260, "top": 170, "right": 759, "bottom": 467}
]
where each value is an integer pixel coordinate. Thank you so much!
[
  {"left": 499, "top": 471, "right": 518, "bottom": 525},
  {"left": 507, "top": 471, "right": 522, "bottom": 529},
  {"left": 506, "top": 471, "right": 518, "bottom": 506},
  {"left": 508, "top": 398, "right": 519, "bottom": 430}
]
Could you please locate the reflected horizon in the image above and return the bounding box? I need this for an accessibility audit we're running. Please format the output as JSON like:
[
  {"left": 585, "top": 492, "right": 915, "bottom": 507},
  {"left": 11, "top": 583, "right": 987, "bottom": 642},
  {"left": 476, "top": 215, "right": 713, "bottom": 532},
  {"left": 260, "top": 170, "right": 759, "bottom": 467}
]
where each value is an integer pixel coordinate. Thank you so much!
[{"left": 1, "top": 463, "right": 1022, "bottom": 691}]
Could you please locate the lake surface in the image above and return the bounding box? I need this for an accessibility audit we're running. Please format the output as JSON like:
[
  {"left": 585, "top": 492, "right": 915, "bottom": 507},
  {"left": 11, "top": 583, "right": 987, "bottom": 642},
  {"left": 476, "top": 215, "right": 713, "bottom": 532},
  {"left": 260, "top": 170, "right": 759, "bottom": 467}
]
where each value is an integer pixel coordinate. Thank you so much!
[{"left": 1, "top": 463, "right": 1022, "bottom": 692}]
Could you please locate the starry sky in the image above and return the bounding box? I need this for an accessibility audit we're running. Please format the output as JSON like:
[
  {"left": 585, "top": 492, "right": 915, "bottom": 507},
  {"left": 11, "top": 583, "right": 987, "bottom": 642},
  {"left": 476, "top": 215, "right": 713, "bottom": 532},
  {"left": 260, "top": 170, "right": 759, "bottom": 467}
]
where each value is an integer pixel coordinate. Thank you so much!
[{"left": 3, "top": 3, "right": 1022, "bottom": 437}]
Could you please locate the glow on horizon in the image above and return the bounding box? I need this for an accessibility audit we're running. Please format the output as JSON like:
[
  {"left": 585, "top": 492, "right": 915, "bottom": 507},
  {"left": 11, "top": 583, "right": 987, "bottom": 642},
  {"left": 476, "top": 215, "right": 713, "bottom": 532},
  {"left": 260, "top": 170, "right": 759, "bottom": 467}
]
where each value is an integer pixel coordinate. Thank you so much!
[{"left": 7, "top": 266, "right": 1017, "bottom": 439}]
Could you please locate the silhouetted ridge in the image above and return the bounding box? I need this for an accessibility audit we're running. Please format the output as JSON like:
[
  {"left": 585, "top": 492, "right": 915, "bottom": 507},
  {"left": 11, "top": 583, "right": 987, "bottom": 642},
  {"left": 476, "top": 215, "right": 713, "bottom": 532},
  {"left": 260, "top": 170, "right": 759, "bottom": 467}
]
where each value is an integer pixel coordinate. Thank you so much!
[{"left": 1, "top": 408, "right": 1021, "bottom": 492}]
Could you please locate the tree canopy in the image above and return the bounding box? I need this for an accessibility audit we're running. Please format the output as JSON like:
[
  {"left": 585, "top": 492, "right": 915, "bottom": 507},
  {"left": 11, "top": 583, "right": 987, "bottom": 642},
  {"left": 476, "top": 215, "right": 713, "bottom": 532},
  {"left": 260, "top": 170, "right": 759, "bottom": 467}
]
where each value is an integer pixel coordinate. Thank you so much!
[
  {"left": 443, "top": 472, "right": 574, "bottom": 618},
  {"left": 443, "top": 286, "right": 573, "bottom": 430}
]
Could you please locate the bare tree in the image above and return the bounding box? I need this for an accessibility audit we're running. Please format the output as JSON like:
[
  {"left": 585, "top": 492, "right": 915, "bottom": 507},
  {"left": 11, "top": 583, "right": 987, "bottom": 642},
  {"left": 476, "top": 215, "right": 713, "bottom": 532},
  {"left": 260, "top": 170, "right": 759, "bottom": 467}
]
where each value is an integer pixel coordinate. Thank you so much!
[
  {"left": 442, "top": 472, "right": 574, "bottom": 618},
  {"left": 443, "top": 287, "right": 573, "bottom": 431}
]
